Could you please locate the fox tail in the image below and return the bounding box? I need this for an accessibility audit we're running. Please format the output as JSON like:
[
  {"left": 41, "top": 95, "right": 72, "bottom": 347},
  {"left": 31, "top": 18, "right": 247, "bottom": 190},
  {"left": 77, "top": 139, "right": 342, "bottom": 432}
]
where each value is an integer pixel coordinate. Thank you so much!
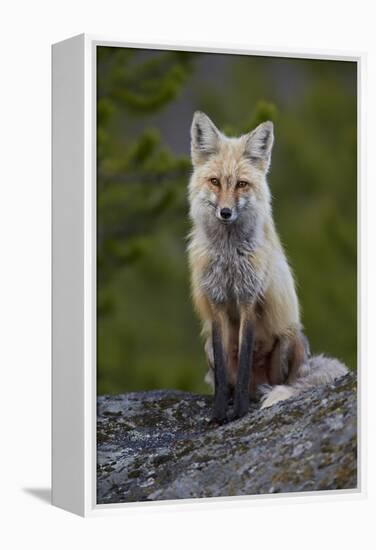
[{"left": 259, "top": 354, "right": 348, "bottom": 409}]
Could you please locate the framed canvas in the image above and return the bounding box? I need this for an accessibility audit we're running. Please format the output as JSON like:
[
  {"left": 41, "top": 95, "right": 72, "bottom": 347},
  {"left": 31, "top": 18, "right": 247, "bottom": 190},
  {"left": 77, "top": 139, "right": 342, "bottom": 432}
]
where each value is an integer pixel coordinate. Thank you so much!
[{"left": 52, "top": 34, "right": 364, "bottom": 516}]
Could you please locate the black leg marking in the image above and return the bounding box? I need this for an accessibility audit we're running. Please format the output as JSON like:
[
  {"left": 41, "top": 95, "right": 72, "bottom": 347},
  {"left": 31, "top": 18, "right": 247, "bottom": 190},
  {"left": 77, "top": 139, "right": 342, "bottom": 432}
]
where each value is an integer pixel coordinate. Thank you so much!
[
  {"left": 233, "top": 321, "right": 254, "bottom": 419},
  {"left": 212, "top": 321, "right": 229, "bottom": 423}
]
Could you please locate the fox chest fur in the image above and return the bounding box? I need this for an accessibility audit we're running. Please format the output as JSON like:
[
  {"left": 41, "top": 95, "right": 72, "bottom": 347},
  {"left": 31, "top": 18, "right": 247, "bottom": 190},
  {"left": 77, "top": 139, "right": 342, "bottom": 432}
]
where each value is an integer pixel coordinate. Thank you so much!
[{"left": 198, "top": 224, "right": 265, "bottom": 307}]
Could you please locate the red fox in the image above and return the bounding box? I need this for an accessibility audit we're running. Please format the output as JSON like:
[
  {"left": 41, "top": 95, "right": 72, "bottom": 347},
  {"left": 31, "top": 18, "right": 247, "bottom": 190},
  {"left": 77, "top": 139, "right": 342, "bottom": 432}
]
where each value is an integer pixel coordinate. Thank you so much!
[{"left": 187, "top": 111, "right": 347, "bottom": 422}]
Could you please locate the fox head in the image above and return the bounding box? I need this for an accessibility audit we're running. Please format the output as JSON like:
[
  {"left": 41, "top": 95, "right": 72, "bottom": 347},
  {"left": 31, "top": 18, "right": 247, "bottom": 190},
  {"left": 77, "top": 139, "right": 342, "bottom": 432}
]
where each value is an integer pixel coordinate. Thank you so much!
[{"left": 188, "top": 111, "right": 274, "bottom": 232}]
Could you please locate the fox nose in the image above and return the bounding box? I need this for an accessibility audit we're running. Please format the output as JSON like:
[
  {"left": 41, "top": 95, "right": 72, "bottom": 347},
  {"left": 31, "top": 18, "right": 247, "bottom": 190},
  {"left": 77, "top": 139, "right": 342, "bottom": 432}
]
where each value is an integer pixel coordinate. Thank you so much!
[{"left": 220, "top": 208, "right": 232, "bottom": 220}]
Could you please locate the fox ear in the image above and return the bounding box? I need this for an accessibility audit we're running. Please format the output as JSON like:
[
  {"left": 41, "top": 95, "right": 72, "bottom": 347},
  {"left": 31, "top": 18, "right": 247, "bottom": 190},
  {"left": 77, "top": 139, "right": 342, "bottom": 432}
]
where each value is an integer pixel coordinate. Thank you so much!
[
  {"left": 244, "top": 121, "right": 274, "bottom": 172},
  {"left": 190, "top": 111, "right": 222, "bottom": 165}
]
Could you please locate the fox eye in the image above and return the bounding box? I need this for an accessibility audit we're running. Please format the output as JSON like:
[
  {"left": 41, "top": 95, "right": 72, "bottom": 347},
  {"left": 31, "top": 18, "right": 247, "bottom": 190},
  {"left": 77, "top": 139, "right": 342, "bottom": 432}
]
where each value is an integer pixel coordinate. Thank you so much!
[
  {"left": 236, "top": 180, "right": 249, "bottom": 189},
  {"left": 210, "top": 177, "right": 220, "bottom": 187}
]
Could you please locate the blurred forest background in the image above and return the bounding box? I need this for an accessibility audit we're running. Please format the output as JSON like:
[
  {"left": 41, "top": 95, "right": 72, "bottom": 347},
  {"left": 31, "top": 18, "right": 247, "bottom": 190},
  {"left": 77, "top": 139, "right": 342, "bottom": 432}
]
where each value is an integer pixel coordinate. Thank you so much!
[{"left": 97, "top": 46, "right": 357, "bottom": 396}]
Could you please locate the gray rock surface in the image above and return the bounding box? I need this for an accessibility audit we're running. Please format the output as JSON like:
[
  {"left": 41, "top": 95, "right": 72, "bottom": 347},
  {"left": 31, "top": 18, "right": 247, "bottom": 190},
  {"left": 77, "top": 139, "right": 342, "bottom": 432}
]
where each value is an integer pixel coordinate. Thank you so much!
[{"left": 97, "top": 373, "right": 357, "bottom": 504}]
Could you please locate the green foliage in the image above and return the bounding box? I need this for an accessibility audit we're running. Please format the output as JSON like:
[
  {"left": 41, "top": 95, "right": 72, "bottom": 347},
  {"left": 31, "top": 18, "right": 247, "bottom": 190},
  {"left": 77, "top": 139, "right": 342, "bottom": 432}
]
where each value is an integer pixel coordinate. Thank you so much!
[
  {"left": 97, "top": 48, "right": 357, "bottom": 395},
  {"left": 97, "top": 48, "right": 205, "bottom": 394}
]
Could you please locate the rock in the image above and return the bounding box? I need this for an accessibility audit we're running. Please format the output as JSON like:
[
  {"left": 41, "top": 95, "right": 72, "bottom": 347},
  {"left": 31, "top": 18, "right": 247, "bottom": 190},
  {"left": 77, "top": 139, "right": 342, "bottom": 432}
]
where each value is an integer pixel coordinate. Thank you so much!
[{"left": 97, "top": 373, "right": 357, "bottom": 504}]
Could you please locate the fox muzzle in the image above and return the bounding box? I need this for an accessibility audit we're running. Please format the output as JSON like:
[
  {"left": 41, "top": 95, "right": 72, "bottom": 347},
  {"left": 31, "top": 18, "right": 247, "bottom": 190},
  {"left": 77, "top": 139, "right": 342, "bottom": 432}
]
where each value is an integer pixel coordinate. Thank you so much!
[
  {"left": 216, "top": 207, "right": 238, "bottom": 223},
  {"left": 220, "top": 208, "right": 232, "bottom": 220}
]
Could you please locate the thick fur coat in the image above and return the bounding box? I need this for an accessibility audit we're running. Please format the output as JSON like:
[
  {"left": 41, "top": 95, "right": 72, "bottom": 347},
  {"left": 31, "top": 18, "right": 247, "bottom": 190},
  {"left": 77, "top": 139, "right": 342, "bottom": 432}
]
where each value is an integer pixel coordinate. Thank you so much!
[{"left": 187, "top": 111, "right": 347, "bottom": 420}]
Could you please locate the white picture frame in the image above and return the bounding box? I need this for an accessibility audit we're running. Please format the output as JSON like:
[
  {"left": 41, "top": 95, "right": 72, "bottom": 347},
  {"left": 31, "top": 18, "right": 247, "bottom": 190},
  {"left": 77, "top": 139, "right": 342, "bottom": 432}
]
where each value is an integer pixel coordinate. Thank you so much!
[{"left": 52, "top": 33, "right": 364, "bottom": 517}]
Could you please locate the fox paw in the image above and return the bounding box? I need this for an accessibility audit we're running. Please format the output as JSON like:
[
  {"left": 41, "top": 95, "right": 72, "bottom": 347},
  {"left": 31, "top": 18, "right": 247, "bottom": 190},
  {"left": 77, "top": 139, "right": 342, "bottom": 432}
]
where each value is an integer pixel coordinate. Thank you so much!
[{"left": 231, "top": 394, "right": 250, "bottom": 420}]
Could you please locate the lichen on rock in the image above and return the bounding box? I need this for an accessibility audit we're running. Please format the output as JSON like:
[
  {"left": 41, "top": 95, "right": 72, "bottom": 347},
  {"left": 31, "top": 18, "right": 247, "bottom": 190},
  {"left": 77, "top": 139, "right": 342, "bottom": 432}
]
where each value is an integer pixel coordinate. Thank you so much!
[{"left": 97, "top": 373, "right": 357, "bottom": 504}]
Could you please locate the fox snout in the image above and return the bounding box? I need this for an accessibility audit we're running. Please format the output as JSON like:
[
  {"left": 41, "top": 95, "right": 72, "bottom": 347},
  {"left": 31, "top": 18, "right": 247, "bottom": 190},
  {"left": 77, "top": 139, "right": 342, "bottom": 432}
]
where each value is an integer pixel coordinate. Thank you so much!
[
  {"left": 216, "top": 206, "right": 237, "bottom": 223},
  {"left": 220, "top": 207, "right": 232, "bottom": 220}
]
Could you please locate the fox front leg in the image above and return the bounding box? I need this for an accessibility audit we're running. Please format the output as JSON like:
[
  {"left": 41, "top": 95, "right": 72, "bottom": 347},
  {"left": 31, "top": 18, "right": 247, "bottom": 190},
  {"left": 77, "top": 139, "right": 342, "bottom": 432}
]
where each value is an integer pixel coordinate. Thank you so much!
[
  {"left": 212, "top": 320, "right": 230, "bottom": 423},
  {"left": 232, "top": 319, "right": 254, "bottom": 419}
]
